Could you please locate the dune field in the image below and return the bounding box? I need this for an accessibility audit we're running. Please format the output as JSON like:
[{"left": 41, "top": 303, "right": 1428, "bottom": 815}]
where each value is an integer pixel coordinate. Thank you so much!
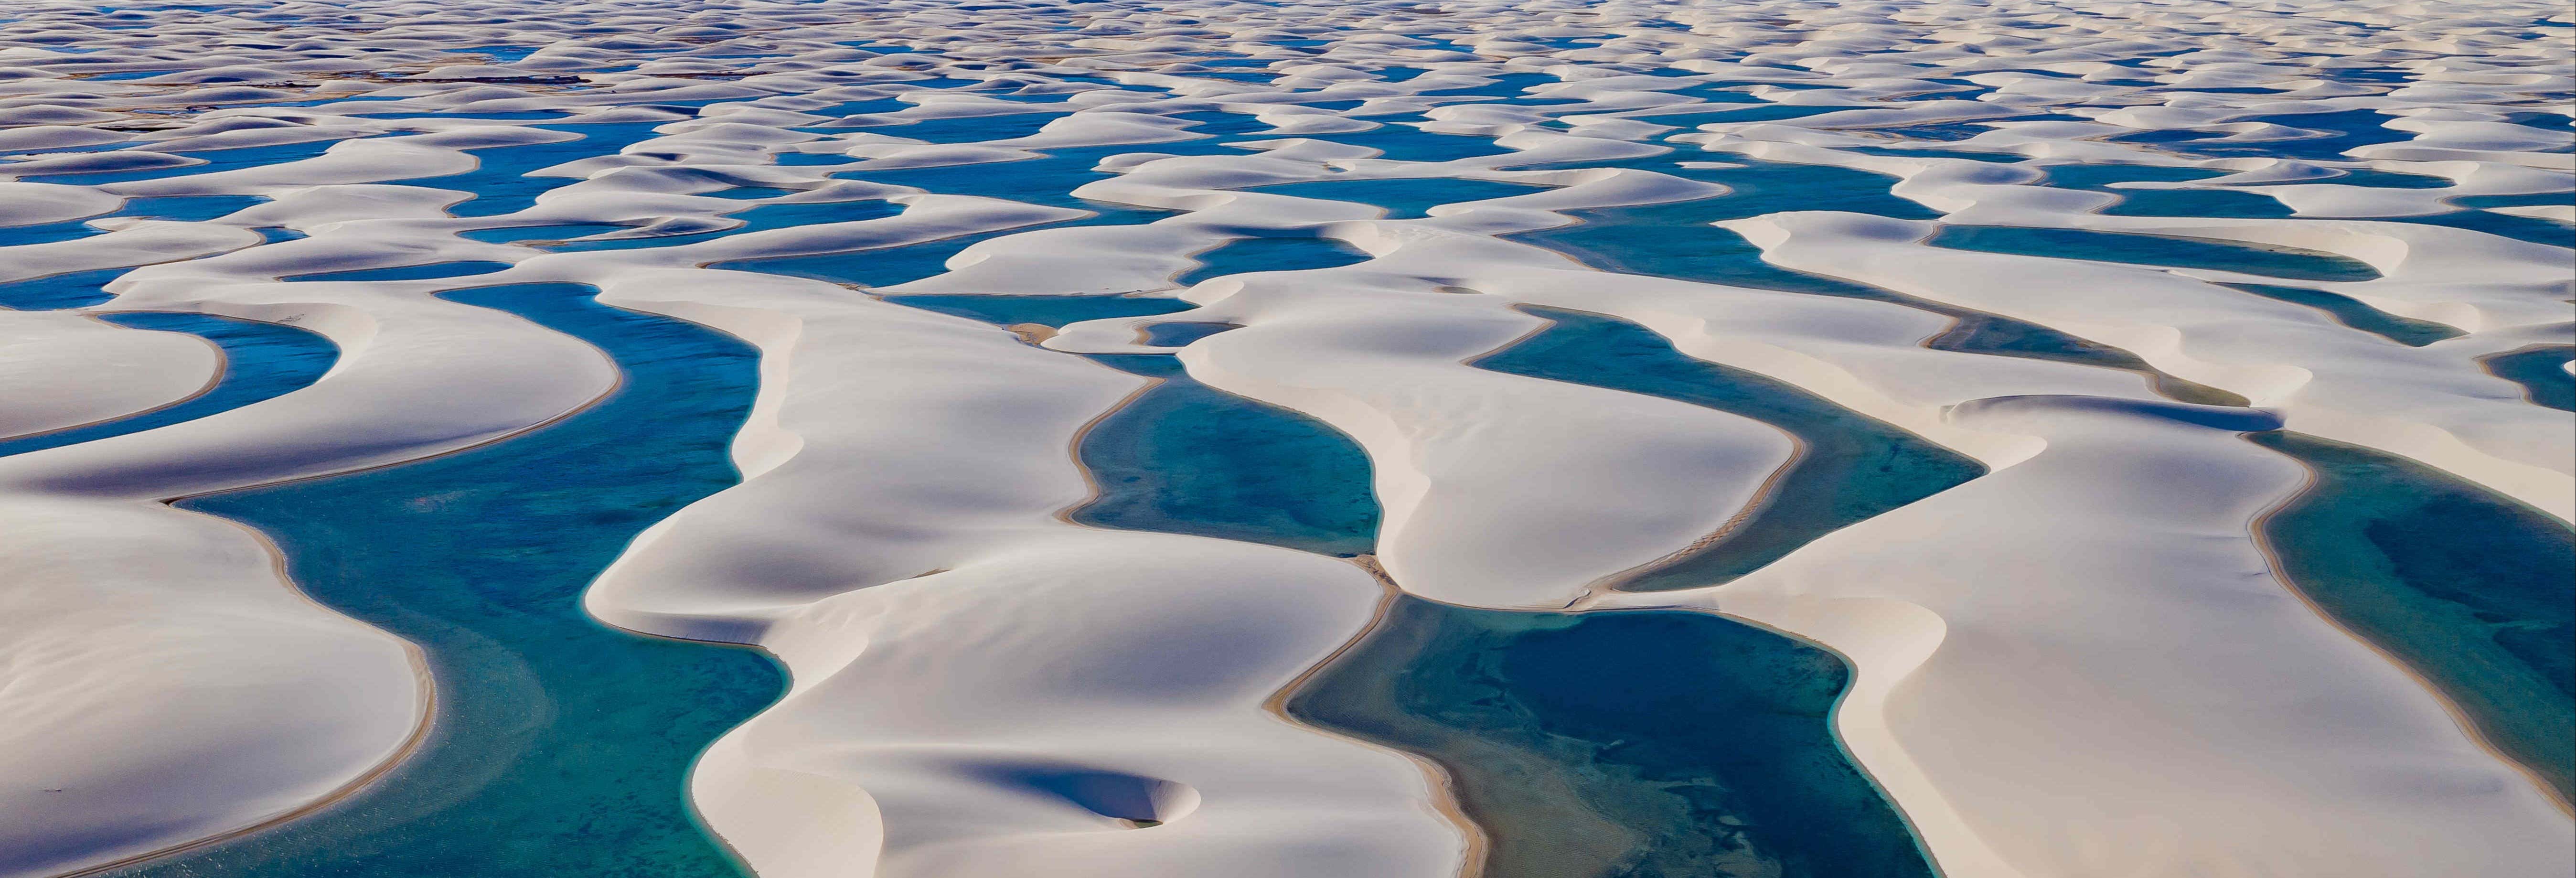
[{"left": 0, "top": 0, "right": 2570, "bottom": 876}]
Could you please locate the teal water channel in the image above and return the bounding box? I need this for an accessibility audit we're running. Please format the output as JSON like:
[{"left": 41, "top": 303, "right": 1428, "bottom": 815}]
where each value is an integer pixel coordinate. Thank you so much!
[
  {"left": 877, "top": 293, "right": 1379, "bottom": 557},
  {"left": 1287, "top": 600, "right": 1939, "bottom": 878},
  {"left": 0, "top": 313, "right": 336, "bottom": 457},
  {"left": 1927, "top": 225, "right": 2382, "bottom": 283},
  {"left": 2216, "top": 282, "right": 2463, "bottom": 347},
  {"left": 2483, "top": 344, "right": 2575, "bottom": 412},
  {"left": 1246, "top": 177, "right": 1548, "bottom": 219},
  {"left": 2250, "top": 431, "right": 2576, "bottom": 804},
  {"left": 111, "top": 283, "right": 782, "bottom": 877},
  {"left": 1475, "top": 307, "right": 1986, "bottom": 589},
  {"left": 1513, "top": 160, "right": 2250, "bottom": 407},
  {"left": 1176, "top": 235, "right": 1373, "bottom": 286},
  {"left": 874, "top": 293, "right": 1938, "bottom": 878}
]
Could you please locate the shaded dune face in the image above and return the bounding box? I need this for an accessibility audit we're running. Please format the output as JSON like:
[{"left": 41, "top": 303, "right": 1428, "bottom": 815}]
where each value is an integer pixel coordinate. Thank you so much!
[{"left": 0, "top": 1, "right": 2570, "bottom": 878}]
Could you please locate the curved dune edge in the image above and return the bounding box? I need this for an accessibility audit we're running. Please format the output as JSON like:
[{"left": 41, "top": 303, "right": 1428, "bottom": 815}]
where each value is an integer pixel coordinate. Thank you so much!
[
  {"left": 1034, "top": 126, "right": 2571, "bottom": 874},
  {"left": 0, "top": 134, "right": 625, "bottom": 875},
  {"left": 578, "top": 268, "right": 1465, "bottom": 878},
  {"left": 1593, "top": 396, "right": 2572, "bottom": 877}
]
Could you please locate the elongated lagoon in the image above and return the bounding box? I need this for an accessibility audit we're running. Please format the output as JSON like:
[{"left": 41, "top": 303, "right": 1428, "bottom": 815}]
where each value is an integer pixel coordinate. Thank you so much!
[
  {"left": 1476, "top": 307, "right": 1985, "bottom": 589},
  {"left": 112, "top": 283, "right": 782, "bottom": 877},
  {"left": 1515, "top": 161, "right": 2250, "bottom": 407},
  {"left": 0, "top": 313, "right": 336, "bottom": 458},
  {"left": 2252, "top": 431, "right": 2575, "bottom": 804},
  {"left": 1288, "top": 600, "right": 1938, "bottom": 878},
  {"left": 881, "top": 293, "right": 1936, "bottom": 877}
]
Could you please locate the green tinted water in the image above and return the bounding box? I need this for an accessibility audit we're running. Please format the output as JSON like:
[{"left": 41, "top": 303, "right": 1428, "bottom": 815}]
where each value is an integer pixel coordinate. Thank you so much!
[
  {"left": 2251, "top": 431, "right": 2575, "bottom": 804},
  {"left": 1475, "top": 307, "right": 1985, "bottom": 589},
  {"left": 1288, "top": 600, "right": 1937, "bottom": 878}
]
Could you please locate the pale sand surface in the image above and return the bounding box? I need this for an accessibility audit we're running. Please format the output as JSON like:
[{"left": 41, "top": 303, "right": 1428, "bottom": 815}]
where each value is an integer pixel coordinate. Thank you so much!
[{"left": 2, "top": 0, "right": 2570, "bottom": 876}]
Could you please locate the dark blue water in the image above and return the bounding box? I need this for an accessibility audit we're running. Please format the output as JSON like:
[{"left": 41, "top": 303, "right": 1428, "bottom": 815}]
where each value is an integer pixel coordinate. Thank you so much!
[
  {"left": 1247, "top": 177, "right": 1548, "bottom": 218},
  {"left": 841, "top": 110, "right": 1064, "bottom": 143},
  {"left": 1840, "top": 145, "right": 2023, "bottom": 163},
  {"left": 2452, "top": 193, "right": 2574, "bottom": 210},
  {"left": 540, "top": 198, "right": 911, "bottom": 253},
  {"left": 713, "top": 200, "right": 1173, "bottom": 287},
  {"left": 403, "top": 122, "right": 668, "bottom": 218},
  {"left": 1929, "top": 225, "right": 2382, "bottom": 282},
  {"left": 2110, "top": 109, "right": 2417, "bottom": 162},
  {"left": 1176, "top": 235, "right": 1372, "bottom": 286},
  {"left": 1475, "top": 307, "right": 1986, "bottom": 589},
  {"left": 866, "top": 290, "right": 1932, "bottom": 876},
  {"left": 0, "top": 268, "right": 126, "bottom": 310},
  {"left": 1141, "top": 321, "right": 1236, "bottom": 346},
  {"left": 120, "top": 194, "right": 270, "bottom": 221},
  {"left": 833, "top": 139, "right": 1235, "bottom": 215},
  {"left": 1625, "top": 105, "right": 1847, "bottom": 129},
  {"left": 459, "top": 223, "right": 634, "bottom": 245},
  {"left": 775, "top": 151, "right": 858, "bottom": 165},
  {"left": 2042, "top": 164, "right": 2225, "bottom": 190},
  {"left": 0, "top": 313, "right": 336, "bottom": 457},
  {"left": 1313, "top": 126, "right": 1521, "bottom": 163},
  {"left": 2250, "top": 431, "right": 2575, "bottom": 804},
  {"left": 451, "top": 45, "right": 540, "bottom": 63},
  {"left": 286, "top": 261, "right": 513, "bottom": 283},
  {"left": 2100, "top": 185, "right": 2295, "bottom": 219},
  {"left": 1514, "top": 171, "right": 2249, "bottom": 407},
  {"left": 1415, "top": 71, "right": 1558, "bottom": 98},
  {"left": 22, "top": 139, "right": 348, "bottom": 186},
  {"left": 2330, "top": 169, "right": 2453, "bottom": 189},
  {"left": 2483, "top": 344, "right": 2575, "bottom": 412},
  {"left": 109, "top": 283, "right": 782, "bottom": 877},
  {"left": 1288, "top": 600, "right": 1938, "bottom": 878},
  {"left": 0, "top": 219, "right": 99, "bottom": 249},
  {"left": 703, "top": 186, "right": 798, "bottom": 201},
  {"left": 0, "top": 195, "right": 272, "bottom": 248},
  {"left": 1071, "top": 353, "right": 1380, "bottom": 557},
  {"left": 2394, "top": 209, "right": 2576, "bottom": 249},
  {"left": 879, "top": 293, "right": 1194, "bottom": 328},
  {"left": 718, "top": 197, "right": 906, "bottom": 234},
  {"left": 875, "top": 294, "right": 1378, "bottom": 556}
]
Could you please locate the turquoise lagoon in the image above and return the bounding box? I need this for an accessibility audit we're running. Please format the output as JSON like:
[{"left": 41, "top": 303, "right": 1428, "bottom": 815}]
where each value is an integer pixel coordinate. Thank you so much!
[
  {"left": 0, "top": 313, "right": 336, "bottom": 458},
  {"left": 1514, "top": 161, "right": 2250, "bottom": 406},
  {"left": 2483, "top": 344, "right": 2575, "bottom": 412},
  {"left": 1288, "top": 600, "right": 1938, "bottom": 878},
  {"left": 2251, "top": 431, "right": 2576, "bottom": 804},
  {"left": 876, "top": 293, "right": 1937, "bottom": 877},
  {"left": 1475, "top": 307, "right": 1985, "bottom": 589},
  {"left": 110, "top": 284, "right": 780, "bottom": 877}
]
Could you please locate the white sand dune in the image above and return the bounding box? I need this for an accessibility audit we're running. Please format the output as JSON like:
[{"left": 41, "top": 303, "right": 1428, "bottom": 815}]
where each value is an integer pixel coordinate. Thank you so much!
[
  {"left": 1598, "top": 394, "right": 2576, "bottom": 878},
  {"left": 575, "top": 268, "right": 1464, "bottom": 877}
]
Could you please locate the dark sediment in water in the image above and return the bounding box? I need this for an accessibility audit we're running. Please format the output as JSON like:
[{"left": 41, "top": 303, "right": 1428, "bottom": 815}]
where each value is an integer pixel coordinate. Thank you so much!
[
  {"left": 2481, "top": 344, "right": 2574, "bottom": 412},
  {"left": 1288, "top": 598, "right": 1938, "bottom": 878},
  {"left": 1072, "top": 353, "right": 1379, "bottom": 557}
]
